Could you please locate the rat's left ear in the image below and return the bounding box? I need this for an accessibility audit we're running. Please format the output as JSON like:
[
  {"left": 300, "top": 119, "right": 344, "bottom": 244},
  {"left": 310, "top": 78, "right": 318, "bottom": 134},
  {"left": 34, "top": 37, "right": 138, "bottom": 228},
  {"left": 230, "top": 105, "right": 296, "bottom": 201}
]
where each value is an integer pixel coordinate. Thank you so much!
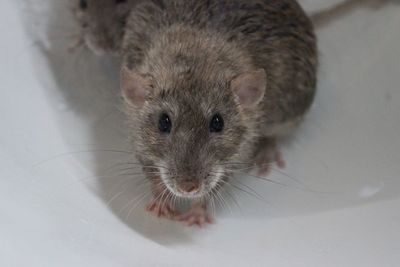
[
  {"left": 231, "top": 69, "right": 267, "bottom": 108},
  {"left": 120, "top": 67, "right": 153, "bottom": 107}
]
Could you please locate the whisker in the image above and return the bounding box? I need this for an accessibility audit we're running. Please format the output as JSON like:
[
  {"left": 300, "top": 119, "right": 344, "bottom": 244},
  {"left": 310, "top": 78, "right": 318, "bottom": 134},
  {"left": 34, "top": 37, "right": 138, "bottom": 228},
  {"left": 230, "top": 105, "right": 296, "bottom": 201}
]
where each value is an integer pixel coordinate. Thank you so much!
[
  {"left": 106, "top": 189, "right": 127, "bottom": 208},
  {"left": 231, "top": 177, "right": 266, "bottom": 201},
  {"left": 268, "top": 167, "right": 305, "bottom": 187},
  {"left": 228, "top": 181, "right": 267, "bottom": 203},
  {"left": 227, "top": 169, "right": 292, "bottom": 188},
  {"left": 215, "top": 186, "right": 232, "bottom": 214},
  {"left": 172, "top": 192, "right": 178, "bottom": 213},
  {"left": 125, "top": 192, "right": 151, "bottom": 221},
  {"left": 217, "top": 162, "right": 251, "bottom": 166},
  {"left": 89, "top": 176, "right": 150, "bottom": 211},
  {"left": 217, "top": 161, "right": 335, "bottom": 194},
  {"left": 33, "top": 149, "right": 133, "bottom": 167},
  {"left": 119, "top": 192, "right": 145, "bottom": 216},
  {"left": 106, "top": 162, "right": 169, "bottom": 173},
  {"left": 209, "top": 190, "right": 216, "bottom": 218},
  {"left": 156, "top": 187, "right": 169, "bottom": 214},
  {"left": 209, "top": 171, "right": 269, "bottom": 202},
  {"left": 222, "top": 186, "right": 241, "bottom": 212},
  {"left": 219, "top": 162, "right": 306, "bottom": 187},
  {"left": 76, "top": 171, "right": 155, "bottom": 183},
  {"left": 233, "top": 170, "right": 332, "bottom": 194},
  {"left": 219, "top": 161, "right": 307, "bottom": 188}
]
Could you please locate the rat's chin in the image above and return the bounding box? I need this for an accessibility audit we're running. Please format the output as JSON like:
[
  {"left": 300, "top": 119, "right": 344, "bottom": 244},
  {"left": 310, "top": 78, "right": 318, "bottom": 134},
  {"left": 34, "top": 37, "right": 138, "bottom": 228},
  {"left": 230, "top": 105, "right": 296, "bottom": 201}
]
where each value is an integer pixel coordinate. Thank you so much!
[{"left": 173, "top": 186, "right": 204, "bottom": 199}]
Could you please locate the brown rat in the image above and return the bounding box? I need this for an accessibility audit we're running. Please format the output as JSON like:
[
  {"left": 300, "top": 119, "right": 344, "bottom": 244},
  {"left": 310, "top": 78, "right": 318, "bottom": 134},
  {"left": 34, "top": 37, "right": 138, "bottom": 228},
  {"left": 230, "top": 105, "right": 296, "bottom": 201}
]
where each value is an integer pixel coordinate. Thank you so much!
[
  {"left": 120, "top": 0, "right": 317, "bottom": 226},
  {"left": 71, "top": 0, "right": 141, "bottom": 55}
]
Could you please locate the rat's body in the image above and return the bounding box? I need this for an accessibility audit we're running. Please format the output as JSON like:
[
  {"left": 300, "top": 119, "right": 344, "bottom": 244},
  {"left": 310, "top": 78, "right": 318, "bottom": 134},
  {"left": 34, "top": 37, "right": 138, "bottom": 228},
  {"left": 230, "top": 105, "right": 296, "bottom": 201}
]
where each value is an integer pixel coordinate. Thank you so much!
[
  {"left": 72, "top": 0, "right": 141, "bottom": 55},
  {"left": 121, "top": 0, "right": 317, "bottom": 226}
]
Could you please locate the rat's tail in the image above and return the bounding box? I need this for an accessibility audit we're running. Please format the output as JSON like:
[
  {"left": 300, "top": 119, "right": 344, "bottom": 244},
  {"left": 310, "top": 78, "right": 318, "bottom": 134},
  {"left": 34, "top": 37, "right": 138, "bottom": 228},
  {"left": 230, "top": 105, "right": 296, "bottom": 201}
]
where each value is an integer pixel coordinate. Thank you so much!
[{"left": 310, "top": 0, "right": 391, "bottom": 28}]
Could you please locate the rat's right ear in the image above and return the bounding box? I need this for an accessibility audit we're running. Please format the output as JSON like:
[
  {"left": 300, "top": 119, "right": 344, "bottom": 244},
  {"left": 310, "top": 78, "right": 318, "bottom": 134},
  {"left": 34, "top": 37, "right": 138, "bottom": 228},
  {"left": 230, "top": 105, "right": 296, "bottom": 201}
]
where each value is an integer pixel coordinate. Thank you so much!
[
  {"left": 120, "top": 67, "right": 153, "bottom": 107},
  {"left": 231, "top": 69, "right": 267, "bottom": 108}
]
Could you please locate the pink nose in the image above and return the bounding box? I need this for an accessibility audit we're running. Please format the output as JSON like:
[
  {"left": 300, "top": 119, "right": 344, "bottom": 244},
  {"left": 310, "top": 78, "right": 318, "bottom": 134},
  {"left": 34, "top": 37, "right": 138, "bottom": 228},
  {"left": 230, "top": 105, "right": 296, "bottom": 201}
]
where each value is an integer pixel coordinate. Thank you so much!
[{"left": 178, "top": 181, "right": 199, "bottom": 193}]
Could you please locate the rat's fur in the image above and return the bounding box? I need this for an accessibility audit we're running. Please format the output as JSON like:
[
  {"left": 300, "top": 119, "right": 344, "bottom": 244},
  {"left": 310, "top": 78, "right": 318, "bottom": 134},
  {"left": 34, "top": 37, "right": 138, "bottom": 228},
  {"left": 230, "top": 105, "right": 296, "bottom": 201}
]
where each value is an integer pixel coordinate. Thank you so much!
[
  {"left": 72, "top": 0, "right": 141, "bottom": 55},
  {"left": 121, "top": 0, "right": 317, "bottom": 217}
]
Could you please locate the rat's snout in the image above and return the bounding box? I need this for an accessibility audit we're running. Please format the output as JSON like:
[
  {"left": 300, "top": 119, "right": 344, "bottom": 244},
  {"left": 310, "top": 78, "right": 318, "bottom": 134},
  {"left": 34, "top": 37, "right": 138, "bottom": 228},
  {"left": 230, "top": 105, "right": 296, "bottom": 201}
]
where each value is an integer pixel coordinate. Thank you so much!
[{"left": 177, "top": 179, "right": 200, "bottom": 194}]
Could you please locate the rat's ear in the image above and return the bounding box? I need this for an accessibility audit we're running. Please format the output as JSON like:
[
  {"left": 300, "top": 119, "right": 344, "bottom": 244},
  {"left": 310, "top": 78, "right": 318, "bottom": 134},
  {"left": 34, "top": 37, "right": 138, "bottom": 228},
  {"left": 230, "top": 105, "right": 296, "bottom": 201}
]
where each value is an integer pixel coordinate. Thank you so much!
[
  {"left": 120, "top": 67, "right": 153, "bottom": 107},
  {"left": 231, "top": 69, "right": 267, "bottom": 108}
]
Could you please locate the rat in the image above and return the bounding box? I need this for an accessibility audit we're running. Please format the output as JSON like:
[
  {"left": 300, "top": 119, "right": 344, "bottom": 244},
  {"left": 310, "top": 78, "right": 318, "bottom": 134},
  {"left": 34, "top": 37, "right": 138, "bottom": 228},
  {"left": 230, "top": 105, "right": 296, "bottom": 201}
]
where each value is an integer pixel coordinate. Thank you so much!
[
  {"left": 71, "top": 0, "right": 141, "bottom": 55},
  {"left": 118, "top": 0, "right": 393, "bottom": 227},
  {"left": 119, "top": 0, "right": 317, "bottom": 226}
]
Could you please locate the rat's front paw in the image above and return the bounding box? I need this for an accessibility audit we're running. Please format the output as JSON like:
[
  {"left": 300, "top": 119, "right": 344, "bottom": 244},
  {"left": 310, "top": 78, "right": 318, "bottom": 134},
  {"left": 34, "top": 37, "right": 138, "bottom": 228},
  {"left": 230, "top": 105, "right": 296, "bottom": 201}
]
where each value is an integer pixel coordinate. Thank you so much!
[
  {"left": 177, "top": 203, "right": 214, "bottom": 227},
  {"left": 254, "top": 138, "right": 285, "bottom": 176},
  {"left": 146, "top": 199, "right": 179, "bottom": 220}
]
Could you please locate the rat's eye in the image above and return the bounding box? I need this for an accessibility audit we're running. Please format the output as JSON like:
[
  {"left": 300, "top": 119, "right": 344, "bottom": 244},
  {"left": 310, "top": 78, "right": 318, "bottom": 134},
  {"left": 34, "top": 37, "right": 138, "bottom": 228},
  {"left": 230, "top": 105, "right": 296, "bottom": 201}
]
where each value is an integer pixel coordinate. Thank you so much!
[
  {"left": 158, "top": 113, "right": 172, "bottom": 133},
  {"left": 209, "top": 114, "right": 224, "bottom": 133},
  {"left": 80, "top": 0, "right": 88, "bottom": 9},
  {"left": 115, "top": 0, "right": 127, "bottom": 4}
]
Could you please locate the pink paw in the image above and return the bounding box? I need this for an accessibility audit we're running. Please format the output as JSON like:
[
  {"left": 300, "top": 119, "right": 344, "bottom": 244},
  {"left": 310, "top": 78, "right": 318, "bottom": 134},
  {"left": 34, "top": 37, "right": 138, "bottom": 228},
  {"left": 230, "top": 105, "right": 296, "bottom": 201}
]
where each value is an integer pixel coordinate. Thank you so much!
[
  {"left": 146, "top": 199, "right": 179, "bottom": 220},
  {"left": 255, "top": 146, "right": 285, "bottom": 176},
  {"left": 177, "top": 203, "right": 214, "bottom": 227}
]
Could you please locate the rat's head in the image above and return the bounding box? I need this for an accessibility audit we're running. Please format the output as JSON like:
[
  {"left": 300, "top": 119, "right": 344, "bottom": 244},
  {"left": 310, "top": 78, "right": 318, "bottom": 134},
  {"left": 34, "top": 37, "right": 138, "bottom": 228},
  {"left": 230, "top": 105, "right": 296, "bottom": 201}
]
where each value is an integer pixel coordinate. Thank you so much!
[
  {"left": 72, "top": 0, "right": 134, "bottom": 55},
  {"left": 121, "top": 66, "right": 266, "bottom": 199}
]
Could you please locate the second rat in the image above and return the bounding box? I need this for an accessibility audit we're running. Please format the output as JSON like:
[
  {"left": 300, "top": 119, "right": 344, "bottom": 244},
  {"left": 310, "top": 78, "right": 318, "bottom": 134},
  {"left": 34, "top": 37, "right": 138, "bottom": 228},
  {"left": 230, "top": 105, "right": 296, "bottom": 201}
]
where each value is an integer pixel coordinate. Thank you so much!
[
  {"left": 120, "top": 0, "right": 317, "bottom": 226},
  {"left": 72, "top": 0, "right": 141, "bottom": 55}
]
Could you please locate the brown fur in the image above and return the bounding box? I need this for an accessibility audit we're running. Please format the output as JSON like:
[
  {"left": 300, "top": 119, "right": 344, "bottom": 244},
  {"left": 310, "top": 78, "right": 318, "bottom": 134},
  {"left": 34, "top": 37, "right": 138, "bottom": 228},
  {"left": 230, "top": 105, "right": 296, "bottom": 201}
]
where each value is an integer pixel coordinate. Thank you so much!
[{"left": 121, "top": 0, "right": 317, "bottom": 199}]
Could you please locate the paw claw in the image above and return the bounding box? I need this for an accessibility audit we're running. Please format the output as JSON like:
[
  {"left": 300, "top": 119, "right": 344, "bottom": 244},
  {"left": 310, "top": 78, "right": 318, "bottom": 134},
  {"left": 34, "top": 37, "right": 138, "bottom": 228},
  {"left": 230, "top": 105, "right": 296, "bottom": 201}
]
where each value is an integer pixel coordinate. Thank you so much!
[{"left": 178, "top": 203, "right": 213, "bottom": 227}]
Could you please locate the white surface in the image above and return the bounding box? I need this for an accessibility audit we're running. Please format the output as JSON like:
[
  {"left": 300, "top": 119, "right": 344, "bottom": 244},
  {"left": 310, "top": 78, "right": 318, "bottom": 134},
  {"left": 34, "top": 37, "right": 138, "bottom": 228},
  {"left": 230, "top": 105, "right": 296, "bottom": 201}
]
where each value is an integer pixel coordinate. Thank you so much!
[{"left": 1, "top": 0, "right": 400, "bottom": 266}]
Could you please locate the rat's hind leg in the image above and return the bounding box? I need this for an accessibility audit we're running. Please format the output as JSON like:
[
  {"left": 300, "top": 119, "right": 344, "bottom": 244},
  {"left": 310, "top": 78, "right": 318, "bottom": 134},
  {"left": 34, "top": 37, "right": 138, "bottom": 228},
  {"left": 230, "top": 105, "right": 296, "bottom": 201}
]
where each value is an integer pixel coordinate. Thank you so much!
[
  {"left": 177, "top": 202, "right": 214, "bottom": 227},
  {"left": 146, "top": 182, "right": 180, "bottom": 220},
  {"left": 253, "top": 137, "right": 285, "bottom": 176}
]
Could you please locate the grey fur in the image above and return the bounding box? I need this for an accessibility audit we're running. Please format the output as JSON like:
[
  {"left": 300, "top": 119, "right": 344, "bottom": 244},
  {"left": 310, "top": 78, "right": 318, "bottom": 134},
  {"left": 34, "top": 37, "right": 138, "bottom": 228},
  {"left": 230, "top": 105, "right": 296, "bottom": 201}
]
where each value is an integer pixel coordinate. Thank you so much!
[
  {"left": 122, "top": 0, "right": 317, "bottom": 200},
  {"left": 72, "top": 0, "right": 141, "bottom": 55}
]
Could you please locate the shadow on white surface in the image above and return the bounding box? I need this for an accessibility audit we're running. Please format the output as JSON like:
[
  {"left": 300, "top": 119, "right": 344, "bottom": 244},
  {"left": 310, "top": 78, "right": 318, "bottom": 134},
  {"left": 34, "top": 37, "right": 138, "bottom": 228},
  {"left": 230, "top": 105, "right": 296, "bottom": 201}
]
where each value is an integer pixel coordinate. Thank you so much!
[
  {"left": 6, "top": 0, "right": 400, "bottom": 265},
  {"left": 20, "top": 0, "right": 400, "bottom": 238},
  {"left": 21, "top": 0, "right": 197, "bottom": 245}
]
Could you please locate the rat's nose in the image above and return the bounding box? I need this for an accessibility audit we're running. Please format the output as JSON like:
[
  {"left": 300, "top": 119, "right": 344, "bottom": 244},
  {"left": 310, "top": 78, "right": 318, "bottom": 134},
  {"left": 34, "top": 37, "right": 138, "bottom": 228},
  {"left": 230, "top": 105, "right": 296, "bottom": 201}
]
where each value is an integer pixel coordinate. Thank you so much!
[{"left": 178, "top": 181, "right": 199, "bottom": 193}]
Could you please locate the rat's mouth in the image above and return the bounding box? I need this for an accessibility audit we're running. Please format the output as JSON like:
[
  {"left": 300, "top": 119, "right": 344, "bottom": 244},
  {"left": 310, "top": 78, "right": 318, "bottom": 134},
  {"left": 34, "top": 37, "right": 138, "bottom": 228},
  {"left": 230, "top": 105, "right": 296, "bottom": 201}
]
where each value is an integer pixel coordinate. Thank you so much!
[
  {"left": 162, "top": 179, "right": 204, "bottom": 199},
  {"left": 157, "top": 163, "right": 225, "bottom": 199},
  {"left": 177, "top": 181, "right": 200, "bottom": 194}
]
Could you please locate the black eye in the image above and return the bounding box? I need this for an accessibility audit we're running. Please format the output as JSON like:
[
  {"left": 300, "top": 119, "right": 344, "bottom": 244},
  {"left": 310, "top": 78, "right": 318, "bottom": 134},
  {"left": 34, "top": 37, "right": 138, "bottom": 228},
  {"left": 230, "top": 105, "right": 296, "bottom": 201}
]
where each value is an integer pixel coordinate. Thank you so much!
[
  {"left": 209, "top": 114, "right": 224, "bottom": 133},
  {"left": 159, "top": 113, "right": 172, "bottom": 133},
  {"left": 80, "top": 0, "right": 88, "bottom": 9},
  {"left": 115, "top": 0, "right": 127, "bottom": 4}
]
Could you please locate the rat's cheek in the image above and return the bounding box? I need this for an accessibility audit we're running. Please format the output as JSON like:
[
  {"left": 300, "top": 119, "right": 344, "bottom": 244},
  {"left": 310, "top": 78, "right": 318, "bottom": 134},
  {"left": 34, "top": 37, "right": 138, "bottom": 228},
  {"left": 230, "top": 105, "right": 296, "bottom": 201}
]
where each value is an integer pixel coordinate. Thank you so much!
[
  {"left": 213, "top": 144, "right": 237, "bottom": 161},
  {"left": 207, "top": 166, "right": 225, "bottom": 190},
  {"left": 149, "top": 139, "right": 171, "bottom": 159}
]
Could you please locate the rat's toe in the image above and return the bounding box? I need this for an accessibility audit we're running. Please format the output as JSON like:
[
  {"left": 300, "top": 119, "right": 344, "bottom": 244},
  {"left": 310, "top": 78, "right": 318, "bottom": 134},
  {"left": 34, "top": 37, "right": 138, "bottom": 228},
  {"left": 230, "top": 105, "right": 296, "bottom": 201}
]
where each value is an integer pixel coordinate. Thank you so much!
[
  {"left": 146, "top": 199, "right": 179, "bottom": 220},
  {"left": 178, "top": 203, "right": 214, "bottom": 227}
]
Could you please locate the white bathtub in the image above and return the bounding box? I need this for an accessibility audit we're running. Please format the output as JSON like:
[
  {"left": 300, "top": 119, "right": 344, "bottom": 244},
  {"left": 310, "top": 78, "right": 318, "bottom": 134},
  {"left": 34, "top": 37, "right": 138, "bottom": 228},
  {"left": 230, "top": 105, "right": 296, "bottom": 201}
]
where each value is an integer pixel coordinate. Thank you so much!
[{"left": 1, "top": 0, "right": 399, "bottom": 266}]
